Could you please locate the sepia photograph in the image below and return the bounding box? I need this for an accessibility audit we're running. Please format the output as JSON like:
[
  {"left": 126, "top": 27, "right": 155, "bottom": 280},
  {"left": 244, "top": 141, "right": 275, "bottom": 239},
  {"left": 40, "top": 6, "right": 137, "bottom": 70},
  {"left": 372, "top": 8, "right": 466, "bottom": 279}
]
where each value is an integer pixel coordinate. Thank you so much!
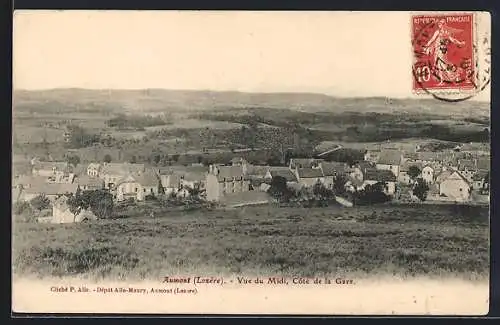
[{"left": 11, "top": 11, "right": 491, "bottom": 315}]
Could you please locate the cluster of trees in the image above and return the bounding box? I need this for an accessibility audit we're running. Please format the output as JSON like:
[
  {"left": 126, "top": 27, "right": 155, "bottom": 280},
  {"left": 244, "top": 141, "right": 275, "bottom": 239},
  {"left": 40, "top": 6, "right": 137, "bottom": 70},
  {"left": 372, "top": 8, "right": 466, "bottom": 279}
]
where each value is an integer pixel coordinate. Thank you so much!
[
  {"left": 67, "top": 188, "right": 114, "bottom": 218},
  {"left": 65, "top": 126, "right": 102, "bottom": 149},
  {"left": 105, "top": 114, "right": 171, "bottom": 130},
  {"left": 267, "top": 175, "right": 392, "bottom": 206}
]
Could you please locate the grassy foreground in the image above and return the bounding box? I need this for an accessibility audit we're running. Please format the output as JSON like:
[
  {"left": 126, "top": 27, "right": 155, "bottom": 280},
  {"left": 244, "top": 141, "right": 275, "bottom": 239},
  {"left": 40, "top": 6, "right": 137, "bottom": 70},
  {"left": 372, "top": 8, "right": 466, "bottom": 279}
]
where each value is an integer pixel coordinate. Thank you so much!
[{"left": 12, "top": 204, "right": 489, "bottom": 281}]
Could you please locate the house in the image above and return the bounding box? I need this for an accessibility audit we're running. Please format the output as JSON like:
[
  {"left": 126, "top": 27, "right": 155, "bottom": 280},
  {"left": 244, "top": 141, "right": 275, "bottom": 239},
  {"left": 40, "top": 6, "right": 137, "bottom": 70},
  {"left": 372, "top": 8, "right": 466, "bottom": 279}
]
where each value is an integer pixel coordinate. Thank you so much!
[
  {"left": 87, "top": 163, "right": 101, "bottom": 177},
  {"left": 376, "top": 150, "right": 403, "bottom": 177},
  {"left": 52, "top": 195, "right": 98, "bottom": 224},
  {"left": 472, "top": 170, "right": 489, "bottom": 191},
  {"left": 398, "top": 162, "right": 422, "bottom": 185},
  {"left": 32, "top": 161, "right": 69, "bottom": 177},
  {"left": 20, "top": 183, "right": 79, "bottom": 202},
  {"left": 230, "top": 157, "right": 246, "bottom": 166},
  {"left": 421, "top": 165, "right": 435, "bottom": 184},
  {"left": 206, "top": 165, "right": 250, "bottom": 202},
  {"left": 361, "top": 168, "right": 397, "bottom": 195},
  {"left": 179, "top": 166, "right": 209, "bottom": 190},
  {"left": 349, "top": 161, "right": 375, "bottom": 181},
  {"left": 289, "top": 158, "right": 324, "bottom": 169},
  {"left": 295, "top": 167, "right": 324, "bottom": 188},
  {"left": 115, "top": 169, "right": 160, "bottom": 202},
  {"left": 403, "top": 152, "right": 419, "bottom": 162},
  {"left": 417, "top": 151, "right": 444, "bottom": 163},
  {"left": 74, "top": 175, "right": 104, "bottom": 191},
  {"left": 158, "top": 172, "right": 181, "bottom": 196},
  {"left": 100, "top": 163, "right": 146, "bottom": 189},
  {"left": 320, "top": 162, "right": 349, "bottom": 188},
  {"left": 457, "top": 159, "right": 477, "bottom": 183},
  {"left": 437, "top": 170, "right": 471, "bottom": 202},
  {"left": 266, "top": 167, "right": 298, "bottom": 185}
]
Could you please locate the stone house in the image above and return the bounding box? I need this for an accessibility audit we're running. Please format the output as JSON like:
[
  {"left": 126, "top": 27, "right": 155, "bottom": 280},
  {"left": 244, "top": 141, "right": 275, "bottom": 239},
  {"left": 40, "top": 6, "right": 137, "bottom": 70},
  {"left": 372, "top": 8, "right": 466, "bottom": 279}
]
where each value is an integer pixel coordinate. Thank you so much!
[
  {"left": 294, "top": 167, "right": 324, "bottom": 188},
  {"left": 361, "top": 168, "right": 397, "bottom": 196},
  {"left": 115, "top": 169, "right": 160, "bottom": 202},
  {"left": 421, "top": 165, "right": 435, "bottom": 184},
  {"left": 457, "top": 159, "right": 477, "bottom": 183},
  {"left": 437, "top": 170, "right": 471, "bottom": 202},
  {"left": 375, "top": 150, "right": 403, "bottom": 177},
  {"left": 87, "top": 163, "right": 101, "bottom": 177},
  {"left": 289, "top": 158, "right": 324, "bottom": 170},
  {"left": 206, "top": 165, "right": 250, "bottom": 202},
  {"left": 99, "top": 162, "right": 146, "bottom": 189}
]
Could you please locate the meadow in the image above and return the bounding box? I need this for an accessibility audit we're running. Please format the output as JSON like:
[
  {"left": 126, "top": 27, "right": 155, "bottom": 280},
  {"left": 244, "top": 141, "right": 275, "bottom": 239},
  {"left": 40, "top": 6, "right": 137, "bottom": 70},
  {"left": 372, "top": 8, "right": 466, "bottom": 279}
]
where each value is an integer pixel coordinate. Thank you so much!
[{"left": 12, "top": 204, "right": 489, "bottom": 282}]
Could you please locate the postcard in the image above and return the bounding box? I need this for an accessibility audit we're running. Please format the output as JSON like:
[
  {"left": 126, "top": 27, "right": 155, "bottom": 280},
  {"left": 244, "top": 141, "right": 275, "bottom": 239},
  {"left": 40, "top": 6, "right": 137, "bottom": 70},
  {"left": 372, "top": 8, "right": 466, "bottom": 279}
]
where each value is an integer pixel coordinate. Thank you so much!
[{"left": 11, "top": 10, "right": 491, "bottom": 315}]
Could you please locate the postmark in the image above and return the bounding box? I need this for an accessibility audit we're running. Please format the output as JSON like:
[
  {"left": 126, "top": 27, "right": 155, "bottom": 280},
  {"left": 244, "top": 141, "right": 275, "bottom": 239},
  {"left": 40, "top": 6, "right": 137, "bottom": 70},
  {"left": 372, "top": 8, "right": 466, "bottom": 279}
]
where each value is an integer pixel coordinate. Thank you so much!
[{"left": 411, "top": 12, "right": 490, "bottom": 102}]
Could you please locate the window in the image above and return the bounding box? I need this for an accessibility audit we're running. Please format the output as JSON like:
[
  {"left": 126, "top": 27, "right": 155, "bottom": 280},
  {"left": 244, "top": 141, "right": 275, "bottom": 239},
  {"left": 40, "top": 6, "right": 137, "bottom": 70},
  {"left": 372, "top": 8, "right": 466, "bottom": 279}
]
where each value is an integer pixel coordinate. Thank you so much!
[
  {"left": 135, "top": 188, "right": 138, "bottom": 192},
  {"left": 459, "top": 188, "right": 463, "bottom": 192},
  {"left": 143, "top": 188, "right": 146, "bottom": 192}
]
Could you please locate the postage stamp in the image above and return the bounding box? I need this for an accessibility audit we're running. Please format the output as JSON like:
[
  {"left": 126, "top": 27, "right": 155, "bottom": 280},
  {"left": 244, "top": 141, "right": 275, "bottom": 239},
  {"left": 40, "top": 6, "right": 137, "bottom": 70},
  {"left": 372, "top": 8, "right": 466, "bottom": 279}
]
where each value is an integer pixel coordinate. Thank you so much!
[{"left": 411, "top": 13, "right": 477, "bottom": 98}]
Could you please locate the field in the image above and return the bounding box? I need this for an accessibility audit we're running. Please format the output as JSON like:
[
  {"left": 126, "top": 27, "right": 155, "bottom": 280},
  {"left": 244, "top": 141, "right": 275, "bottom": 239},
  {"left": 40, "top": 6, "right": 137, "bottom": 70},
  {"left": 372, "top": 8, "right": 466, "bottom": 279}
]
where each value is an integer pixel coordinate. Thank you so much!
[{"left": 12, "top": 204, "right": 489, "bottom": 282}]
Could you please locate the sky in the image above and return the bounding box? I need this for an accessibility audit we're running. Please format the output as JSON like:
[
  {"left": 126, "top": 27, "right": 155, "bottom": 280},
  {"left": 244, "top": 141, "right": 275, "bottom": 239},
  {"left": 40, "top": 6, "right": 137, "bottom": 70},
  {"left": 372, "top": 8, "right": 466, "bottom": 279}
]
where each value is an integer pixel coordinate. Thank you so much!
[{"left": 13, "top": 11, "right": 491, "bottom": 101}]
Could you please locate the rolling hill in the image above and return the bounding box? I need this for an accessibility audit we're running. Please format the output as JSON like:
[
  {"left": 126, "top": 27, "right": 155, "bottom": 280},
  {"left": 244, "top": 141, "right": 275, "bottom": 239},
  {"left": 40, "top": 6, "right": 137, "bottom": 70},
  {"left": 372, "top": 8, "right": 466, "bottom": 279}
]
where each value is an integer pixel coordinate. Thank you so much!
[{"left": 12, "top": 88, "right": 490, "bottom": 119}]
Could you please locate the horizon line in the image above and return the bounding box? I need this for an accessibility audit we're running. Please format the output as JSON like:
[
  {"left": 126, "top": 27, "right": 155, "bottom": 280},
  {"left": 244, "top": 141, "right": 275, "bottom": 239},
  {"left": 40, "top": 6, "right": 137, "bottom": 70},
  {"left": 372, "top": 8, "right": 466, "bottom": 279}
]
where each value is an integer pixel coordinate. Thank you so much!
[{"left": 12, "top": 87, "right": 491, "bottom": 103}]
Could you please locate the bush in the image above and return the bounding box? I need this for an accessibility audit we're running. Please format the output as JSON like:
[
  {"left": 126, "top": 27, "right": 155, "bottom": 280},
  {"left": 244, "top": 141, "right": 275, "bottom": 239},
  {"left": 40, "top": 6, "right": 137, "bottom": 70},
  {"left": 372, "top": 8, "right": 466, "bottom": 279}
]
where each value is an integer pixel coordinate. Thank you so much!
[{"left": 30, "top": 194, "right": 51, "bottom": 211}]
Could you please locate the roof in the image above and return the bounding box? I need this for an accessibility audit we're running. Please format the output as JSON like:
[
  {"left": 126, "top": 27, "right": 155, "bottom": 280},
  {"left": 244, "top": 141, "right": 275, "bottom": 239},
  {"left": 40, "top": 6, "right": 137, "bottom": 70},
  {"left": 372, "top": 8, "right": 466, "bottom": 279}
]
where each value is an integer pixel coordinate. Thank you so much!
[
  {"left": 473, "top": 170, "right": 489, "bottom": 181},
  {"left": 458, "top": 159, "right": 477, "bottom": 171},
  {"left": 87, "top": 163, "right": 101, "bottom": 169},
  {"left": 400, "top": 162, "right": 423, "bottom": 172},
  {"left": 356, "top": 161, "right": 375, "bottom": 170},
  {"left": 70, "top": 164, "right": 88, "bottom": 176},
  {"left": 216, "top": 166, "right": 245, "bottom": 181},
  {"left": 220, "top": 191, "right": 271, "bottom": 207},
  {"left": 269, "top": 168, "right": 297, "bottom": 182},
  {"left": 246, "top": 165, "right": 270, "bottom": 177},
  {"left": 290, "top": 158, "right": 324, "bottom": 168},
  {"left": 120, "top": 170, "right": 159, "bottom": 187},
  {"left": 101, "top": 163, "right": 145, "bottom": 176},
  {"left": 74, "top": 175, "right": 104, "bottom": 187},
  {"left": 182, "top": 171, "right": 207, "bottom": 182},
  {"left": 321, "top": 162, "right": 348, "bottom": 176},
  {"left": 441, "top": 171, "right": 470, "bottom": 185},
  {"left": 376, "top": 150, "right": 403, "bottom": 166},
  {"left": 23, "top": 183, "right": 79, "bottom": 195},
  {"left": 297, "top": 168, "right": 323, "bottom": 179},
  {"left": 363, "top": 168, "right": 396, "bottom": 182},
  {"left": 32, "top": 161, "right": 69, "bottom": 171},
  {"left": 417, "top": 151, "right": 443, "bottom": 162},
  {"left": 403, "top": 152, "right": 419, "bottom": 160},
  {"left": 435, "top": 170, "right": 454, "bottom": 184}
]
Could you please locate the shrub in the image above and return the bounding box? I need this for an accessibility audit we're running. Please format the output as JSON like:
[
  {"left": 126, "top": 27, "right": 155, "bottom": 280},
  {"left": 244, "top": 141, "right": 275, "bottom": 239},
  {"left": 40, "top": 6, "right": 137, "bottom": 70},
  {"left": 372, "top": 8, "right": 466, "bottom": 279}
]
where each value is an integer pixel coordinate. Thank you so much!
[{"left": 30, "top": 194, "right": 51, "bottom": 211}]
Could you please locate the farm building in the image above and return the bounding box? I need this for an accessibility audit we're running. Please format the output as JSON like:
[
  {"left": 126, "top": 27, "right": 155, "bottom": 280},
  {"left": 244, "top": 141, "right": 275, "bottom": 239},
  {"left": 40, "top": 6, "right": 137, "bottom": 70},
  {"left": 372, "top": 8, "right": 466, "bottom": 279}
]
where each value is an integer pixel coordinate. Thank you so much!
[{"left": 289, "top": 158, "right": 324, "bottom": 169}]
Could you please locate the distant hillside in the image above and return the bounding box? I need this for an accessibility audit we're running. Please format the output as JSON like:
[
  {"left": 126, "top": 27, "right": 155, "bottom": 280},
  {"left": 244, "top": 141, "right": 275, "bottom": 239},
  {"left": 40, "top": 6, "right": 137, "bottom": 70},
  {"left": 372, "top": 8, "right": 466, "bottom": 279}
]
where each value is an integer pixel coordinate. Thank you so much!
[{"left": 13, "top": 88, "right": 490, "bottom": 118}]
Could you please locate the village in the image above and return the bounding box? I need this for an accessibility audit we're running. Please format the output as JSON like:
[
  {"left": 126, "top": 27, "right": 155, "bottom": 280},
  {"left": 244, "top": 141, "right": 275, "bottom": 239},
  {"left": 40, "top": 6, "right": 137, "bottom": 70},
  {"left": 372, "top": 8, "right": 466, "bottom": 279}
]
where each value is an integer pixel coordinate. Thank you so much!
[{"left": 11, "top": 140, "right": 490, "bottom": 224}]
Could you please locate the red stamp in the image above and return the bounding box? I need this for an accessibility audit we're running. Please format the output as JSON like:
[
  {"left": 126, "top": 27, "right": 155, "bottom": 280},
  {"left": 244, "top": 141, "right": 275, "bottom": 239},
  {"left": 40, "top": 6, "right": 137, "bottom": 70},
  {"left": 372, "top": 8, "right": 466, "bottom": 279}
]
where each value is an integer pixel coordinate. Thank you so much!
[{"left": 412, "top": 13, "right": 475, "bottom": 94}]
